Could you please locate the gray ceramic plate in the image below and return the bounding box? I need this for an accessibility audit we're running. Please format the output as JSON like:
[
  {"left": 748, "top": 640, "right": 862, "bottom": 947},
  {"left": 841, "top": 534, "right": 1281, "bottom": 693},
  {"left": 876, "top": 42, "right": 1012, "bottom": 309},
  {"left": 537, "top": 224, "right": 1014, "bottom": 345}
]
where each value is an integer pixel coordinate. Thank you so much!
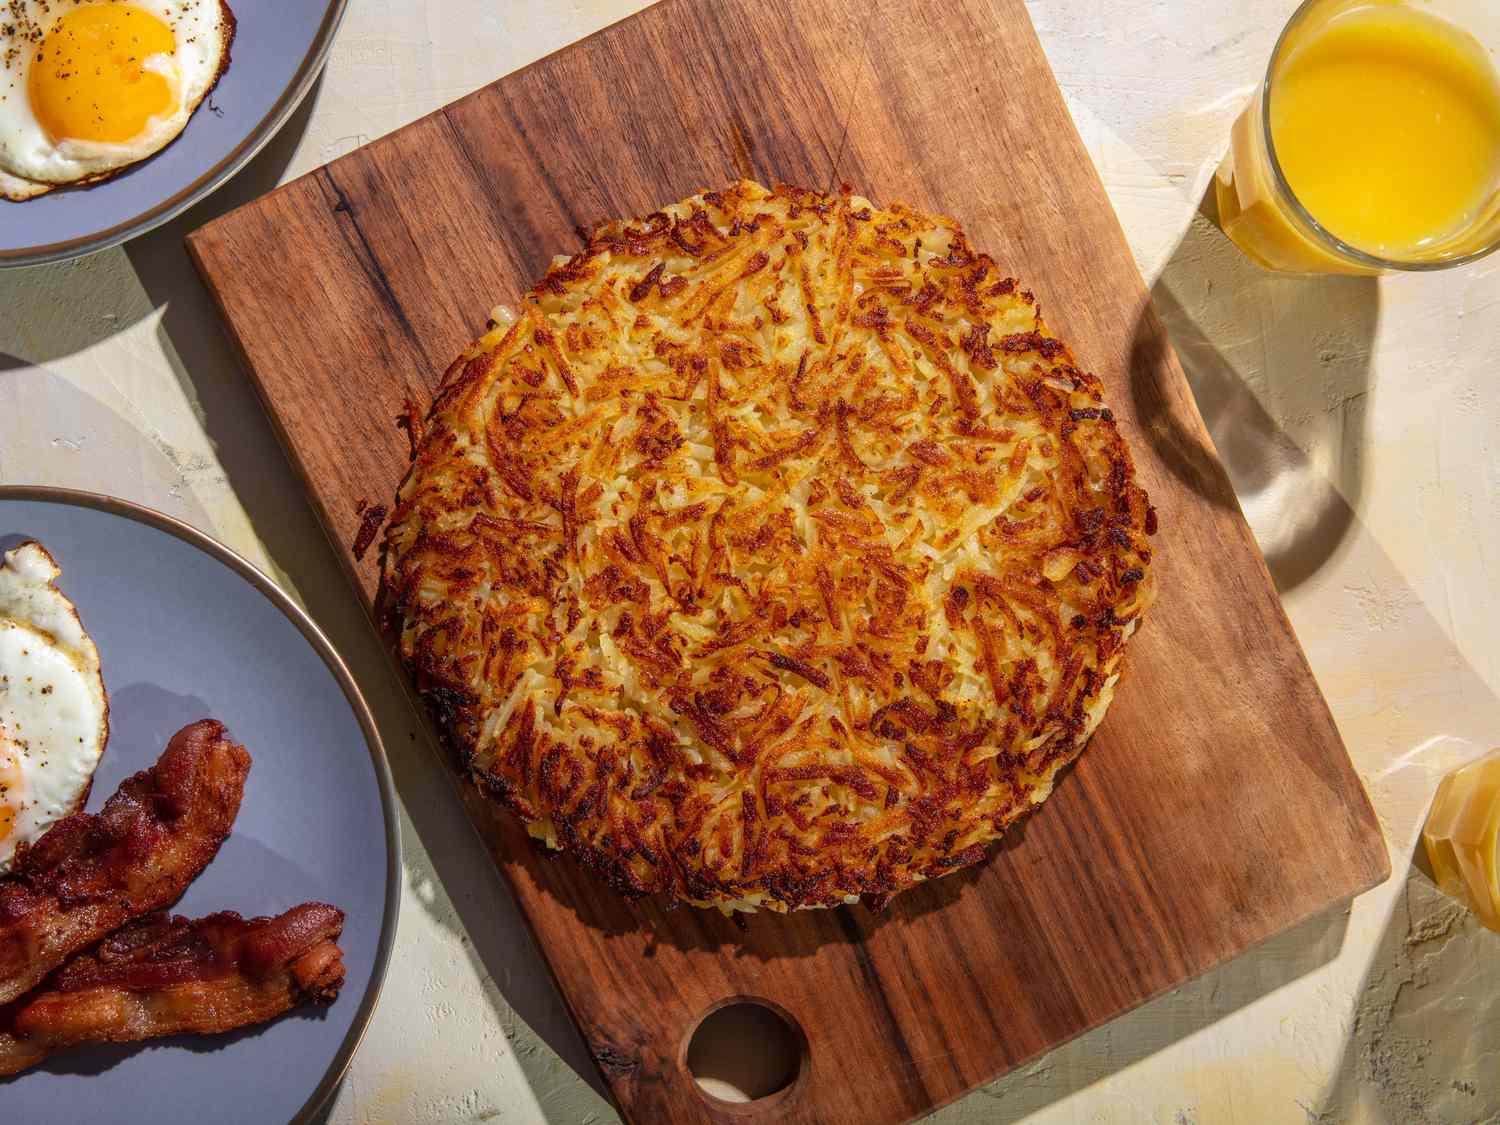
[
  {"left": 0, "top": 487, "right": 398, "bottom": 1124},
  {"left": 0, "top": 0, "right": 347, "bottom": 267}
]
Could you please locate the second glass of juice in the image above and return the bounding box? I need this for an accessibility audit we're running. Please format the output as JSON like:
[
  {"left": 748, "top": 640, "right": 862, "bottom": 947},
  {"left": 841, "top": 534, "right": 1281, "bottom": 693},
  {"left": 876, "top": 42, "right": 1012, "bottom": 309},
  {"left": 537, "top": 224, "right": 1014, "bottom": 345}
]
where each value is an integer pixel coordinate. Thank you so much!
[{"left": 1216, "top": 0, "right": 1500, "bottom": 274}]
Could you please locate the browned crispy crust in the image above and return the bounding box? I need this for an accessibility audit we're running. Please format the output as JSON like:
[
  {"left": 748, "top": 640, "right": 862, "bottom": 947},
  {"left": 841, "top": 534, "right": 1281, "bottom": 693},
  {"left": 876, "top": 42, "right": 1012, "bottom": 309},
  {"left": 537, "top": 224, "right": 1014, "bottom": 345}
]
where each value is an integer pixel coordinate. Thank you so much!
[
  {"left": 353, "top": 503, "right": 389, "bottom": 561},
  {"left": 383, "top": 181, "right": 1156, "bottom": 911},
  {"left": 0, "top": 720, "right": 250, "bottom": 1004},
  {"left": 212, "top": 0, "right": 237, "bottom": 91},
  {"left": 0, "top": 902, "right": 344, "bottom": 1077}
]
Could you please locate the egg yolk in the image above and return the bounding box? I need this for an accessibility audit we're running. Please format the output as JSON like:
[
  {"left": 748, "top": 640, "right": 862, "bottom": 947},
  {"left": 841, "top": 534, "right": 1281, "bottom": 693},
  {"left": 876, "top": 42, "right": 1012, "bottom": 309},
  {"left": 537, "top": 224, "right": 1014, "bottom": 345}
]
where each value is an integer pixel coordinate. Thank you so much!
[
  {"left": 28, "top": 3, "right": 178, "bottom": 145},
  {"left": 0, "top": 726, "right": 20, "bottom": 848}
]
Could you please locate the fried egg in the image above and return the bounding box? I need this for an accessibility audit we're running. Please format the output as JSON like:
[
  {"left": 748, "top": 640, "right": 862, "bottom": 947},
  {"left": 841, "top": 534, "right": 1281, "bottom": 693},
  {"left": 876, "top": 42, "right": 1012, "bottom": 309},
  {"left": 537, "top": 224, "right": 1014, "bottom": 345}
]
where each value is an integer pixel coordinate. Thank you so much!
[
  {"left": 0, "top": 541, "right": 109, "bottom": 873},
  {"left": 0, "top": 0, "right": 235, "bottom": 200}
]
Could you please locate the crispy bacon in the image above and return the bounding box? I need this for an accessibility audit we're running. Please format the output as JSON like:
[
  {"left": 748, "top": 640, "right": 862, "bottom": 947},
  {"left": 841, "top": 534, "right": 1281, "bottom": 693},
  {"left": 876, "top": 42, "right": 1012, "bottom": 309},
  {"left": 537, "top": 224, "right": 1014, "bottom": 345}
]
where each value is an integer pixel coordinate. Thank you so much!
[
  {"left": 0, "top": 721, "right": 250, "bottom": 1005},
  {"left": 0, "top": 903, "right": 344, "bottom": 1077}
]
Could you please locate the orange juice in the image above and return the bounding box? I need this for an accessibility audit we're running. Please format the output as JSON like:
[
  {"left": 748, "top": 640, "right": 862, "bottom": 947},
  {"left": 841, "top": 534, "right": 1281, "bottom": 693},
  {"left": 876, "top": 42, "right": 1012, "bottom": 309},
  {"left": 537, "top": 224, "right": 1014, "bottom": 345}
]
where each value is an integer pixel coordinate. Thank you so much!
[
  {"left": 1422, "top": 748, "right": 1500, "bottom": 933},
  {"left": 1216, "top": 1, "right": 1500, "bottom": 273}
]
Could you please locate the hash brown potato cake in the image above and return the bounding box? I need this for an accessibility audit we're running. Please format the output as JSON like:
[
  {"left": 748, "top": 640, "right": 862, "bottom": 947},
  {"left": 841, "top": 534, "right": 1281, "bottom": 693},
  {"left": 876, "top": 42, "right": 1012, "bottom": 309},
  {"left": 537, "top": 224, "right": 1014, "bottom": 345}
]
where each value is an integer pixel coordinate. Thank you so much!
[{"left": 382, "top": 180, "right": 1156, "bottom": 912}]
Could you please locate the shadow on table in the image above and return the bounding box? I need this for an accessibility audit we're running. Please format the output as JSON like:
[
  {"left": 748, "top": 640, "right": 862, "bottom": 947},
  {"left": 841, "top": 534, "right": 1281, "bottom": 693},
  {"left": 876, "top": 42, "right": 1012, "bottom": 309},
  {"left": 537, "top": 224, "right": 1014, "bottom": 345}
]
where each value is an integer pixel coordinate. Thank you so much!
[
  {"left": 118, "top": 79, "right": 615, "bottom": 1118},
  {"left": 1311, "top": 852, "right": 1500, "bottom": 1124},
  {"left": 0, "top": 264, "right": 151, "bottom": 367},
  {"left": 1130, "top": 185, "right": 1379, "bottom": 594},
  {"left": 0, "top": 366, "right": 214, "bottom": 527},
  {"left": 0, "top": 78, "right": 323, "bottom": 365},
  {"left": 936, "top": 903, "right": 1352, "bottom": 1123},
  {"left": 124, "top": 79, "right": 322, "bottom": 582}
]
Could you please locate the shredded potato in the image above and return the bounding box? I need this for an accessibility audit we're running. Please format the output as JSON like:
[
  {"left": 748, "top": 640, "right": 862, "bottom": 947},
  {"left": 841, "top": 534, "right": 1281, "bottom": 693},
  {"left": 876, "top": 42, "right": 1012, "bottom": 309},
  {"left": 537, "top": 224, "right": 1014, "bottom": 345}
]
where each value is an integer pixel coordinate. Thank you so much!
[{"left": 381, "top": 181, "right": 1156, "bottom": 912}]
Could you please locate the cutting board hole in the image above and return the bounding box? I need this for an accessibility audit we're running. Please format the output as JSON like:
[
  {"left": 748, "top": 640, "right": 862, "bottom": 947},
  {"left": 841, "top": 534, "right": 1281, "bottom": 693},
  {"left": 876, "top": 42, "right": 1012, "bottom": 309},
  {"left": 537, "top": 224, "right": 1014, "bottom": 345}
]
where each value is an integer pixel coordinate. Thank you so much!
[{"left": 685, "top": 998, "right": 806, "bottom": 1107}]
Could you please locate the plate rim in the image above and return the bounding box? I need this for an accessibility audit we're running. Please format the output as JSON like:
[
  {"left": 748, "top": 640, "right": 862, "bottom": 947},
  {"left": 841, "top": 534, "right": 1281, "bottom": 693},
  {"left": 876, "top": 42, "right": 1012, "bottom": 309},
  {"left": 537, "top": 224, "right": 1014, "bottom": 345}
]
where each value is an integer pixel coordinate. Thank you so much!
[
  {"left": 0, "top": 0, "right": 349, "bottom": 269},
  {"left": 0, "top": 484, "right": 401, "bottom": 1124}
]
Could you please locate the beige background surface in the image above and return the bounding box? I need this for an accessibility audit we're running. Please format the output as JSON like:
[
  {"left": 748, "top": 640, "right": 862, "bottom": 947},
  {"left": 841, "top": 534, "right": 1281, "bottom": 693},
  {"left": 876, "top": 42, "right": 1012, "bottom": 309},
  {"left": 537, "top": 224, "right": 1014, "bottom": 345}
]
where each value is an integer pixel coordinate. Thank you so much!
[{"left": 2, "top": 1, "right": 1497, "bottom": 1121}]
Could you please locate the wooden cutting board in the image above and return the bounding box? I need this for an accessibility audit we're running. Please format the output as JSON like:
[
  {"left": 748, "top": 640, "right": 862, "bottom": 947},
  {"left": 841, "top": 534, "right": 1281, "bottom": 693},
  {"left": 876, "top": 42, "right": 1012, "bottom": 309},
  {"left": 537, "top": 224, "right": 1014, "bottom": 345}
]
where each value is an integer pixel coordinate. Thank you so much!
[{"left": 188, "top": 1, "right": 1390, "bottom": 1120}]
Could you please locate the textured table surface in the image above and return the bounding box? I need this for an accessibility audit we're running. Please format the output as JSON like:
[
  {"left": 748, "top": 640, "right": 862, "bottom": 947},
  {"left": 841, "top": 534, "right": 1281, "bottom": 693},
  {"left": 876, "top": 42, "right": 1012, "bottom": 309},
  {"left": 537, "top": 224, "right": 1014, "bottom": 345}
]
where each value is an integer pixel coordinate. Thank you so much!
[{"left": 2, "top": 2, "right": 1497, "bottom": 1122}]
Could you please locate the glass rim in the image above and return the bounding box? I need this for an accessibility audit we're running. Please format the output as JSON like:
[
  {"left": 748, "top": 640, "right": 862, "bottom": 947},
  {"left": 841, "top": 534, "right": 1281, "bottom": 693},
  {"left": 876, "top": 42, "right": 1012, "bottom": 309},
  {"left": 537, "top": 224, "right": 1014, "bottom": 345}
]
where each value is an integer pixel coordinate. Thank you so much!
[{"left": 1260, "top": 0, "right": 1500, "bottom": 272}]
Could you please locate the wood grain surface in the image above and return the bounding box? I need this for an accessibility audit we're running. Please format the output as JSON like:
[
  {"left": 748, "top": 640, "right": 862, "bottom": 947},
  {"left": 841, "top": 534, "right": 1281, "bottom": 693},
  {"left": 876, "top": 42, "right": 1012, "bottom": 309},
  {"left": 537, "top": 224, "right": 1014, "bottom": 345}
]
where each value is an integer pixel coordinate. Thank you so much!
[{"left": 188, "top": 1, "right": 1390, "bottom": 1120}]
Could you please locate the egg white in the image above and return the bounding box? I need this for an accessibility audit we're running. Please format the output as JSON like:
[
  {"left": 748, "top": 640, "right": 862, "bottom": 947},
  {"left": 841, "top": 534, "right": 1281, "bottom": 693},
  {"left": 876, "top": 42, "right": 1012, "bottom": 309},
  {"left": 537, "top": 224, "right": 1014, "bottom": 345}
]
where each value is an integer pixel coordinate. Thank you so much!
[
  {"left": 0, "top": 0, "right": 232, "bottom": 195},
  {"left": 0, "top": 541, "right": 109, "bottom": 873},
  {"left": 0, "top": 165, "right": 50, "bottom": 201}
]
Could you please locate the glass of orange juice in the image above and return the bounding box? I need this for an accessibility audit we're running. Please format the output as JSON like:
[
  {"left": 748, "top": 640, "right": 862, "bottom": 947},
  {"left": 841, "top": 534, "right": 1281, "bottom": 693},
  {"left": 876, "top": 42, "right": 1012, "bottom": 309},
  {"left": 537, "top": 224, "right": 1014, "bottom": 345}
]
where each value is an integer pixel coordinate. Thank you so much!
[{"left": 1216, "top": 0, "right": 1500, "bottom": 274}]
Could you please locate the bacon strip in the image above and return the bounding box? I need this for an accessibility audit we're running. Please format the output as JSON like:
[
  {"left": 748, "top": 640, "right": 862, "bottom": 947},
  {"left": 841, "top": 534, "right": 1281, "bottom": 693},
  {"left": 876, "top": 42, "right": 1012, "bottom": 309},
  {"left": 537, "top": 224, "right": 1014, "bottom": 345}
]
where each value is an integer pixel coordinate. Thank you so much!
[
  {"left": 0, "top": 720, "right": 250, "bottom": 1005},
  {"left": 0, "top": 903, "right": 344, "bottom": 1077}
]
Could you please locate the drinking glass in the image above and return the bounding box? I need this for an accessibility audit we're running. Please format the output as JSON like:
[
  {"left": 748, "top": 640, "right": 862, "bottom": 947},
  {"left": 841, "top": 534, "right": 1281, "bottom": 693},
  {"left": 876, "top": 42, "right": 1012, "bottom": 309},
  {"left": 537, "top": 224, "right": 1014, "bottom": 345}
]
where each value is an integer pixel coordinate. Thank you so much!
[{"left": 1215, "top": 0, "right": 1500, "bottom": 274}]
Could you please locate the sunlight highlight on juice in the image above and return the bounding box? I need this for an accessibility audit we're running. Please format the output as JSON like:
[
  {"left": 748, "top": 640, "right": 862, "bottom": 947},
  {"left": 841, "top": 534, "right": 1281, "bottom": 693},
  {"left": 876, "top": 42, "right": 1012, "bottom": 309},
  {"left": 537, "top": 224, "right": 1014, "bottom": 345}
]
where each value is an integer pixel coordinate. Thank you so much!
[
  {"left": 1216, "top": 1, "right": 1500, "bottom": 273},
  {"left": 1423, "top": 748, "right": 1500, "bottom": 933},
  {"left": 1274, "top": 4, "right": 1500, "bottom": 257}
]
